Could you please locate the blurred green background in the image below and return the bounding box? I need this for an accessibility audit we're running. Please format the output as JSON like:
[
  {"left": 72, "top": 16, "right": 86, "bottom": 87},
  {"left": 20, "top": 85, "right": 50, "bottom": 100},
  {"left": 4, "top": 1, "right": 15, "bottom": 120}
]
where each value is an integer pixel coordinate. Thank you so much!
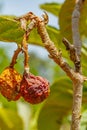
[{"left": 0, "top": 0, "right": 87, "bottom": 130}]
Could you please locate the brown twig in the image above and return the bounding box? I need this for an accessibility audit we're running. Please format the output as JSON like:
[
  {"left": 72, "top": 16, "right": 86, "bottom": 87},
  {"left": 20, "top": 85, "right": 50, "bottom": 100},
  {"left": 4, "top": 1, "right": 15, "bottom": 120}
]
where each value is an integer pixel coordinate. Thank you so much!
[
  {"left": 22, "top": 33, "right": 29, "bottom": 70},
  {"left": 35, "top": 14, "right": 76, "bottom": 81},
  {"left": 10, "top": 45, "right": 22, "bottom": 68},
  {"left": 19, "top": 18, "right": 36, "bottom": 73},
  {"left": 62, "top": 38, "right": 80, "bottom": 72},
  {"left": 72, "top": 0, "right": 83, "bottom": 73},
  {"left": 71, "top": 0, "right": 84, "bottom": 130}
]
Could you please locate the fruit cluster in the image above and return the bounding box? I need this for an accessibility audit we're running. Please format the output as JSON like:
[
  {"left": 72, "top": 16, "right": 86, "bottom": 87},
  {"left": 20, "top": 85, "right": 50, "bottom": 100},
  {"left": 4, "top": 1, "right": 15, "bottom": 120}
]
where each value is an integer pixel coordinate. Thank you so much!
[
  {"left": 0, "top": 67, "right": 50, "bottom": 104},
  {"left": 0, "top": 14, "right": 50, "bottom": 104}
]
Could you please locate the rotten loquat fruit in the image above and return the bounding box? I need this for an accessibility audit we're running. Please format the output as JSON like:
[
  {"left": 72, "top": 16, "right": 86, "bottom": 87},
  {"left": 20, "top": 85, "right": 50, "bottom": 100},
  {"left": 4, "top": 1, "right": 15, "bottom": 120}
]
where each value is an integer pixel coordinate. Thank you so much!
[
  {"left": 0, "top": 67, "right": 22, "bottom": 101},
  {"left": 20, "top": 72, "right": 50, "bottom": 104}
]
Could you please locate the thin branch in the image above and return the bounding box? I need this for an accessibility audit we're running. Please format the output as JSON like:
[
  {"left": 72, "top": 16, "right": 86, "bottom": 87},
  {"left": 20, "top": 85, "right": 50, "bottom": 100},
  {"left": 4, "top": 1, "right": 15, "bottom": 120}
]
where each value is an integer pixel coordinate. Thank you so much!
[
  {"left": 62, "top": 38, "right": 80, "bottom": 72},
  {"left": 15, "top": 12, "right": 34, "bottom": 21},
  {"left": 71, "top": 81, "right": 83, "bottom": 130},
  {"left": 10, "top": 45, "right": 21, "bottom": 68},
  {"left": 20, "top": 18, "right": 36, "bottom": 73},
  {"left": 62, "top": 38, "right": 80, "bottom": 65},
  {"left": 20, "top": 18, "right": 27, "bottom": 31},
  {"left": 71, "top": 0, "right": 84, "bottom": 130},
  {"left": 22, "top": 33, "right": 29, "bottom": 70},
  {"left": 72, "top": 0, "right": 84, "bottom": 72}
]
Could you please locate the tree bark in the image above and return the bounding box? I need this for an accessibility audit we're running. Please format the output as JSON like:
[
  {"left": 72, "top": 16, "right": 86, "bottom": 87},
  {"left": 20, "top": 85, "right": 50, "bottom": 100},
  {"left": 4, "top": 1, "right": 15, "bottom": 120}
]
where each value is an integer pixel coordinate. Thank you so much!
[
  {"left": 71, "top": 0, "right": 85, "bottom": 129},
  {"left": 71, "top": 80, "right": 83, "bottom": 130}
]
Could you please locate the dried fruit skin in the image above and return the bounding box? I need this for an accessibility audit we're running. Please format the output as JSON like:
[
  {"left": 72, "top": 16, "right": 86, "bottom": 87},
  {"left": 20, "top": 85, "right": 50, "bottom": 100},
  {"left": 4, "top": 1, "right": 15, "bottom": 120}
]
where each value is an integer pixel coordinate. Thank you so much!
[
  {"left": 20, "top": 72, "right": 50, "bottom": 104},
  {"left": 0, "top": 67, "right": 22, "bottom": 101}
]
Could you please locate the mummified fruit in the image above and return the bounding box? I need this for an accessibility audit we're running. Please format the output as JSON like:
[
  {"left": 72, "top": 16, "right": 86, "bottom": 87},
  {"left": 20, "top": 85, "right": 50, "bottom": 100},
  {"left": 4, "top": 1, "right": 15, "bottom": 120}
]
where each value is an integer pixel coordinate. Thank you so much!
[
  {"left": 0, "top": 67, "right": 22, "bottom": 101},
  {"left": 20, "top": 72, "right": 50, "bottom": 104}
]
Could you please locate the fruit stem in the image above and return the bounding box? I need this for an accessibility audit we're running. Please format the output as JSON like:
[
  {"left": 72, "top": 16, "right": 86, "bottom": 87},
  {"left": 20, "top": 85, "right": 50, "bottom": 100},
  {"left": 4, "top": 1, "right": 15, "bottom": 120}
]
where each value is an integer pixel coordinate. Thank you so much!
[
  {"left": 20, "top": 18, "right": 36, "bottom": 73},
  {"left": 10, "top": 45, "right": 22, "bottom": 68},
  {"left": 22, "top": 33, "right": 30, "bottom": 72}
]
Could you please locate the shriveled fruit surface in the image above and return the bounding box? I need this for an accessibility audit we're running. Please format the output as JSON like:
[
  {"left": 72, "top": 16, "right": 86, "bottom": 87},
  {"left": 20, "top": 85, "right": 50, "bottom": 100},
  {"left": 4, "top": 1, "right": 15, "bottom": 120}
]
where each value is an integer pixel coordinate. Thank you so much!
[
  {"left": 0, "top": 67, "right": 22, "bottom": 101},
  {"left": 20, "top": 72, "right": 50, "bottom": 104}
]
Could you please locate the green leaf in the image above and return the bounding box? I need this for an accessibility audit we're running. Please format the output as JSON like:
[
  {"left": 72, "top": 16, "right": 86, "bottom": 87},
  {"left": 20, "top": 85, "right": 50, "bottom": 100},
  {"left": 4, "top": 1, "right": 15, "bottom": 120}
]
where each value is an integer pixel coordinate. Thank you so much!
[
  {"left": 0, "top": 108, "right": 23, "bottom": 130},
  {"left": 40, "top": 3, "right": 61, "bottom": 16},
  {"left": 81, "top": 47, "right": 87, "bottom": 76},
  {"left": 79, "top": 0, "right": 87, "bottom": 37},
  {"left": 0, "top": 15, "right": 42, "bottom": 45},
  {"left": 59, "top": 0, "right": 87, "bottom": 42},
  {"left": 59, "top": 0, "right": 75, "bottom": 43},
  {"left": 0, "top": 94, "right": 17, "bottom": 111},
  {"left": 0, "top": 16, "right": 60, "bottom": 47},
  {"left": 37, "top": 77, "right": 73, "bottom": 130},
  {"left": 0, "top": 16, "right": 24, "bottom": 44}
]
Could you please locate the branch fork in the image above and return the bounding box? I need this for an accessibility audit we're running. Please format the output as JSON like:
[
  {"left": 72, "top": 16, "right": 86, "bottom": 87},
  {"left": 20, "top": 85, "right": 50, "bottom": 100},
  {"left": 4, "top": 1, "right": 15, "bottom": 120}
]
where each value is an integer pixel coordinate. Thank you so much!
[
  {"left": 15, "top": 1, "right": 85, "bottom": 129},
  {"left": 62, "top": 38, "right": 80, "bottom": 72}
]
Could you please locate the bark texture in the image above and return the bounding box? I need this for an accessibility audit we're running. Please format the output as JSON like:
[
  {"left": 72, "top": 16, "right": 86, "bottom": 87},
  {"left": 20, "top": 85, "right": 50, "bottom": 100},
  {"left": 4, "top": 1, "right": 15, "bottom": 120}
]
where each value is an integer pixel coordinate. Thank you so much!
[
  {"left": 71, "top": 0, "right": 85, "bottom": 130},
  {"left": 15, "top": 5, "right": 87, "bottom": 129}
]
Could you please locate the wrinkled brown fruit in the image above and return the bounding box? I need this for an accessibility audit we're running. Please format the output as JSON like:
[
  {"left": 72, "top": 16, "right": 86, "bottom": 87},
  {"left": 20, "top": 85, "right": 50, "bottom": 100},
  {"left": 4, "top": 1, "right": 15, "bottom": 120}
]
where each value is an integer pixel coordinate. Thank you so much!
[
  {"left": 20, "top": 72, "right": 50, "bottom": 104},
  {"left": 0, "top": 67, "right": 22, "bottom": 101}
]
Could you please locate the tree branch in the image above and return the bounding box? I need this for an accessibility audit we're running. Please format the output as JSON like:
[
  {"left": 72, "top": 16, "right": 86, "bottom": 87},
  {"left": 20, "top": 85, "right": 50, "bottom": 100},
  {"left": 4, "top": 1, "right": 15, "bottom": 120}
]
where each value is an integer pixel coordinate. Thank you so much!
[
  {"left": 15, "top": 10, "right": 86, "bottom": 130},
  {"left": 9, "top": 45, "right": 22, "bottom": 68},
  {"left": 71, "top": 0, "right": 85, "bottom": 130},
  {"left": 62, "top": 37, "right": 80, "bottom": 71},
  {"left": 19, "top": 18, "right": 36, "bottom": 73},
  {"left": 72, "top": 0, "right": 83, "bottom": 72}
]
